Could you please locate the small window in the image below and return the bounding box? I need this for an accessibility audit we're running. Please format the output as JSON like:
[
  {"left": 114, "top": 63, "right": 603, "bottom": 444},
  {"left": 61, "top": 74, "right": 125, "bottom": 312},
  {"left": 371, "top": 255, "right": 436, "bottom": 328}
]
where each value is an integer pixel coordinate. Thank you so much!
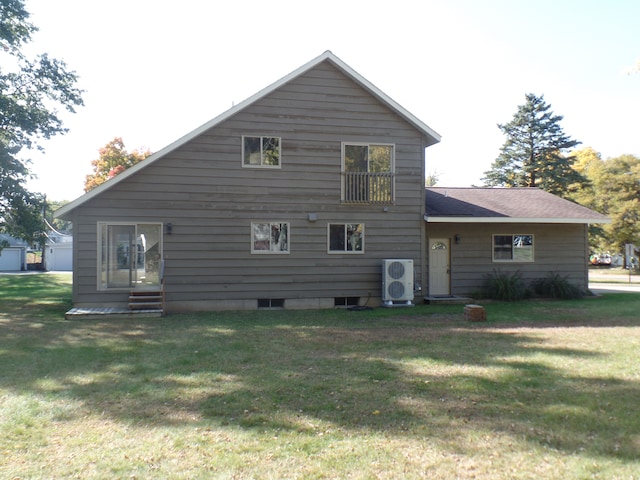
[
  {"left": 258, "top": 298, "right": 285, "bottom": 309},
  {"left": 334, "top": 297, "right": 360, "bottom": 307},
  {"left": 252, "top": 222, "right": 289, "bottom": 254},
  {"left": 243, "top": 136, "right": 281, "bottom": 167},
  {"left": 328, "top": 223, "right": 364, "bottom": 254},
  {"left": 493, "top": 234, "right": 534, "bottom": 262}
]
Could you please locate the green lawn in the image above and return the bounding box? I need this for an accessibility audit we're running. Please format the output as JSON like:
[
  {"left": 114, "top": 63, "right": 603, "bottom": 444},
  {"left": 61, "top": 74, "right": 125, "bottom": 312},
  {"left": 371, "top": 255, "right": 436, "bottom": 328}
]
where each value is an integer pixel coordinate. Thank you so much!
[{"left": 1, "top": 273, "right": 640, "bottom": 479}]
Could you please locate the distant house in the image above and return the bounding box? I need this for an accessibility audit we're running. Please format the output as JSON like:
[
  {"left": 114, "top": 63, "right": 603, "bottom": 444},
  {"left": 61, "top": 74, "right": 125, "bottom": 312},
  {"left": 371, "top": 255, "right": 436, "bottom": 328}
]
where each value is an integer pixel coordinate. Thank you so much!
[
  {"left": 424, "top": 187, "right": 609, "bottom": 295},
  {"left": 55, "top": 51, "right": 608, "bottom": 313},
  {"left": 0, "top": 234, "right": 28, "bottom": 272}
]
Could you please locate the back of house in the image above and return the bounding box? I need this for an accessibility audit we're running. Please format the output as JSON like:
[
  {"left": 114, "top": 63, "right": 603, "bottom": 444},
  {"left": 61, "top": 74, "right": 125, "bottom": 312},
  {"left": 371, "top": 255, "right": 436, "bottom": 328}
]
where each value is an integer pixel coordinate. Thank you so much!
[{"left": 56, "top": 52, "right": 441, "bottom": 312}]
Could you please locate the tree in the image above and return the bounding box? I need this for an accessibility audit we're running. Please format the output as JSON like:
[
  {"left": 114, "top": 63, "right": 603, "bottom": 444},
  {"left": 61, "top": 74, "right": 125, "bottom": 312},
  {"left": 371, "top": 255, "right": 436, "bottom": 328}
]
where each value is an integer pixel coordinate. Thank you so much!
[
  {"left": 84, "top": 137, "right": 152, "bottom": 192},
  {"left": 482, "top": 93, "right": 586, "bottom": 197},
  {"left": 0, "top": 0, "right": 83, "bottom": 243}
]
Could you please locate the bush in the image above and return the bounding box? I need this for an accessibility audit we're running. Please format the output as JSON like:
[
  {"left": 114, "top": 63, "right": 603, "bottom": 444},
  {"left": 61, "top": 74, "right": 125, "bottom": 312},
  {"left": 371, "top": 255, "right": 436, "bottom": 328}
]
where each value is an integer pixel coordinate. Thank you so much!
[
  {"left": 532, "top": 272, "right": 584, "bottom": 299},
  {"left": 484, "top": 270, "right": 529, "bottom": 301}
]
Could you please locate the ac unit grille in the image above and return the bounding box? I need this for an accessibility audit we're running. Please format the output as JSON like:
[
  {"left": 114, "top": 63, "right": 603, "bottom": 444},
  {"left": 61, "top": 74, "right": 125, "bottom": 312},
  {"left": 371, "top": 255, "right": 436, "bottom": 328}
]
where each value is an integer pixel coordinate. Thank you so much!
[
  {"left": 387, "top": 280, "right": 406, "bottom": 299},
  {"left": 387, "top": 262, "right": 405, "bottom": 280}
]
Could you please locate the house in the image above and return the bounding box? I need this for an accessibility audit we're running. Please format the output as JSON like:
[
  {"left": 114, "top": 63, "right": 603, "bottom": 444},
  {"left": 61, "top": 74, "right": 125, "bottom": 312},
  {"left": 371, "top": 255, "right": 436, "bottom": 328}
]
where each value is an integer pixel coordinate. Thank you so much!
[
  {"left": 424, "top": 187, "right": 609, "bottom": 296},
  {"left": 0, "top": 234, "right": 28, "bottom": 272},
  {"left": 55, "top": 51, "right": 440, "bottom": 312},
  {"left": 55, "top": 51, "right": 608, "bottom": 313}
]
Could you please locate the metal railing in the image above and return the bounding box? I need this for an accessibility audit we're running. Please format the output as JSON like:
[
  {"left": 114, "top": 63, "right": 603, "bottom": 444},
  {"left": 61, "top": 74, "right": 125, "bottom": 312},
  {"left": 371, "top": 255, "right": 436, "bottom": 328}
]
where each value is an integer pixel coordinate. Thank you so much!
[{"left": 342, "top": 172, "right": 394, "bottom": 204}]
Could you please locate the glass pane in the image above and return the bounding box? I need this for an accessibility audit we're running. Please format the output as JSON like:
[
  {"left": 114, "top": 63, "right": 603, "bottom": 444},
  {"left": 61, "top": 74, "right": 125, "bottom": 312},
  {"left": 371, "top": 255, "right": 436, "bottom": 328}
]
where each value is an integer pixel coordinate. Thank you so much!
[
  {"left": 262, "top": 137, "right": 280, "bottom": 166},
  {"left": 253, "top": 223, "right": 270, "bottom": 251},
  {"left": 494, "top": 235, "right": 513, "bottom": 260},
  {"left": 431, "top": 241, "right": 447, "bottom": 250},
  {"left": 346, "top": 224, "right": 363, "bottom": 252},
  {"left": 329, "top": 224, "right": 345, "bottom": 251},
  {"left": 344, "top": 145, "right": 367, "bottom": 172},
  {"left": 369, "top": 145, "right": 392, "bottom": 172},
  {"left": 271, "top": 223, "right": 288, "bottom": 252},
  {"left": 243, "top": 137, "right": 261, "bottom": 165},
  {"left": 106, "top": 225, "right": 135, "bottom": 288},
  {"left": 136, "top": 224, "right": 162, "bottom": 287},
  {"left": 513, "top": 235, "right": 534, "bottom": 261}
]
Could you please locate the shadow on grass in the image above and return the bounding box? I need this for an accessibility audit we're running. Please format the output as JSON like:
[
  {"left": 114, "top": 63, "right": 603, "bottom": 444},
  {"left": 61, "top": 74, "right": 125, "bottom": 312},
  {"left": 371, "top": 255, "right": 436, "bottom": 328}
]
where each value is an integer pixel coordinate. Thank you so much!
[{"left": 2, "top": 300, "right": 640, "bottom": 461}]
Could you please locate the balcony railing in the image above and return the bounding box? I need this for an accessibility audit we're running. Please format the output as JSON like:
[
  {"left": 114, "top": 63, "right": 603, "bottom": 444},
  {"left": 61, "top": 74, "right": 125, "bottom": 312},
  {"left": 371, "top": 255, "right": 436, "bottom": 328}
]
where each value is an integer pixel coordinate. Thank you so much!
[{"left": 342, "top": 172, "right": 394, "bottom": 204}]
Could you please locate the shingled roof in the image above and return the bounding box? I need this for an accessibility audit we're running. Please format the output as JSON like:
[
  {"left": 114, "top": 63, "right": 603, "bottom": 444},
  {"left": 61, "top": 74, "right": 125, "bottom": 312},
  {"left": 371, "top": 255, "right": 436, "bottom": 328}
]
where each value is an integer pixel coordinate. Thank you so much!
[{"left": 425, "top": 187, "right": 610, "bottom": 224}]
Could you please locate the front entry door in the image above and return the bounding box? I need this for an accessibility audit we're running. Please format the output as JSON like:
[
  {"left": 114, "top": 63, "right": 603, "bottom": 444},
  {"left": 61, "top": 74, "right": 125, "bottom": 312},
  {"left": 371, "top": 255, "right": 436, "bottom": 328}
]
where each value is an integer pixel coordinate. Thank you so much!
[{"left": 429, "top": 238, "right": 450, "bottom": 296}]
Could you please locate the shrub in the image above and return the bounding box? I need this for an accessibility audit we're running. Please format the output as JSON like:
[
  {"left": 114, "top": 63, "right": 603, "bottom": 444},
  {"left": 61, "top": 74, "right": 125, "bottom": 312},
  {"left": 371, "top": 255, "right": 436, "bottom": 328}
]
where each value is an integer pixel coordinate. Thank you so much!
[
  {"left": 484, "top": 270, "right": 529, "bottom": 301},
  {"left": 532, "top": 272, "right": 584, "bottom": 299}
]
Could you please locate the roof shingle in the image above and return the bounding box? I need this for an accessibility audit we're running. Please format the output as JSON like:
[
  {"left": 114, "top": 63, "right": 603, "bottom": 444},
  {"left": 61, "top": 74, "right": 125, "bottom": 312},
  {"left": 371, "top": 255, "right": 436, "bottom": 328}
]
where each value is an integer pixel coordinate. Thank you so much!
[{"left": 425, "top": 187, "right": 609, "bottom": 223}]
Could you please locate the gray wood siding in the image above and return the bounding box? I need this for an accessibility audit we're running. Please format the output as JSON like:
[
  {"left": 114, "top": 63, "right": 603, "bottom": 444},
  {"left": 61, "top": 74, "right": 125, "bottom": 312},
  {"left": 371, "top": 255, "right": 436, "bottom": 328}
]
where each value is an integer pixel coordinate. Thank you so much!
[
  {"left": 70, "top": 61, "right": 428, "bottom": 309},
  {"left": 426, "top": 223, "right": 590, "bottom": 295}
]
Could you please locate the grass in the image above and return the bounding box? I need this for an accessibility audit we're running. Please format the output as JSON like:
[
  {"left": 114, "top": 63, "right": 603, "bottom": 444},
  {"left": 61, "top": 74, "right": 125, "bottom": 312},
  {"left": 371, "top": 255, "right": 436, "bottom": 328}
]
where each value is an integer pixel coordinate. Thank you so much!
[{"left": 1, "top": 273, "right": 640, "bottom": 479}]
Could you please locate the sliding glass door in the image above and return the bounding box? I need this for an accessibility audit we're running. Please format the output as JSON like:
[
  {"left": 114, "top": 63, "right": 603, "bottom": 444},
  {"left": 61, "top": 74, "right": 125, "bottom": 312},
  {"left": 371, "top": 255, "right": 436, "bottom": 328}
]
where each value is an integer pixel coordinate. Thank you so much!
[{"left": 99, "top": 223, "right": 162, "bottom": 289}]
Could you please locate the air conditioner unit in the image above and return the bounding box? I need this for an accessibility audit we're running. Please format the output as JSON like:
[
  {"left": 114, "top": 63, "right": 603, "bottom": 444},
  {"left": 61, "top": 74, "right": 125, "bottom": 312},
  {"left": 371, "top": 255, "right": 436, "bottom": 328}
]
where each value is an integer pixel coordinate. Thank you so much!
[{"left": 381, "top": 259, "right": 414, "bottom": 306}]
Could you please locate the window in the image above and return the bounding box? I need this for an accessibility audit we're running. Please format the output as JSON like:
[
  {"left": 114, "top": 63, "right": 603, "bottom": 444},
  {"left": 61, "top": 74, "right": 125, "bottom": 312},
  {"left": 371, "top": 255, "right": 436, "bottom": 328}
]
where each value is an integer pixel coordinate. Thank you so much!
[
  {"left": 98, "top": 223, "right": 163, "bottom": 289},
  {"left": 328, "top": 223, "right": 364, "bottom": 253},
  {"left": 243, "top": 136, "right": 281, "bottom": 167},
  {"left": 493, "top": 234, "right": 534, "bottom": 262},
  {"left": 342, "top": 143, "right": 394, "bottom": 204},
  {"left": 252, "top": 222, "right": 289, "bottom": 254}
]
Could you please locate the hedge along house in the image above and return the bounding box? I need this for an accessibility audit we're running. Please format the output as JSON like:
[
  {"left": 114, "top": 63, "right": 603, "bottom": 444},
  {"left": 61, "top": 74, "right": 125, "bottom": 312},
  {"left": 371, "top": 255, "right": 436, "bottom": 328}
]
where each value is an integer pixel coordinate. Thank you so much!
[
  {"left": 55, "top": 51, "right": 442, "bottom": 313},
  {"left": 424, "top": 187, "right": 610, "bottom": 297}
]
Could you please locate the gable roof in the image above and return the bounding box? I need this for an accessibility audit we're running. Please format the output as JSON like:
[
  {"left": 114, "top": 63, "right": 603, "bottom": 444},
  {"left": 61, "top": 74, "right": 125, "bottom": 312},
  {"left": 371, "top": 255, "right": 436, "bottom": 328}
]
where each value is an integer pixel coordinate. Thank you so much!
[
  {"left": 56, "top": 51, "right": 441, "bottom": 219},
  {"left": 424, "top": 187, "right": 610, "bottom": 224}
]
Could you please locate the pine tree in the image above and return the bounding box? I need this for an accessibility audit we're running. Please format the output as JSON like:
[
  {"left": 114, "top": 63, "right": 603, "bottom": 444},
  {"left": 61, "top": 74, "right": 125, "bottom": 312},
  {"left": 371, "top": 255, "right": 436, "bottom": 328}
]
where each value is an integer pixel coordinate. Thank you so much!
[{"left": 482, "top": 93, "right": 586, "bottom": 197}]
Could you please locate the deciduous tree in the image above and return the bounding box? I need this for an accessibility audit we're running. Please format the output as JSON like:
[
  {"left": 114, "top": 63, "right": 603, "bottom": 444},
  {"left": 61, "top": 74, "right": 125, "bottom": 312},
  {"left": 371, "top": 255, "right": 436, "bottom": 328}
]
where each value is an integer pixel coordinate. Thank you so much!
[
  {"left": 482, "top": 93, "right": 586, "bottom": 197},
  {"left": 84, "top": 137, "right": 152, "bottom": 192},
  {"left": 0, "top": 0, "right": 83, "bottom": 242}
]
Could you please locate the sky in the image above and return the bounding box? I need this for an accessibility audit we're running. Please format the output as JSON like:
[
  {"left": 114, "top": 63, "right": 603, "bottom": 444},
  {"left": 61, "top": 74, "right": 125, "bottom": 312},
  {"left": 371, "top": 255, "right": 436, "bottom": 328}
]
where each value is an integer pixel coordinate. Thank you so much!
[{"left": 18, "top": 0, "right": 640, "bottom": 201}]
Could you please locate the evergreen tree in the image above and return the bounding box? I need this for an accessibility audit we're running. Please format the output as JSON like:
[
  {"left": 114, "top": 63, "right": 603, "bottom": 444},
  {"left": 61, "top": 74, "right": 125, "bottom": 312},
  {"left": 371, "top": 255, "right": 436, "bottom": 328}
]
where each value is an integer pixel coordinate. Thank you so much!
[{"left": 483, "top": 93, "right": 586, "bottom": 197}]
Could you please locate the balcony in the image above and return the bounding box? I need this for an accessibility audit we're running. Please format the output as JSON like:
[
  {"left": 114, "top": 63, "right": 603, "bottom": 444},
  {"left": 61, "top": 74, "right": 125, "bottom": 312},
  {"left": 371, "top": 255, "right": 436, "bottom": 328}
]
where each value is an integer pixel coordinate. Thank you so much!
[{"left": 342, "top": 172, "right": 394, "bottom": 204}]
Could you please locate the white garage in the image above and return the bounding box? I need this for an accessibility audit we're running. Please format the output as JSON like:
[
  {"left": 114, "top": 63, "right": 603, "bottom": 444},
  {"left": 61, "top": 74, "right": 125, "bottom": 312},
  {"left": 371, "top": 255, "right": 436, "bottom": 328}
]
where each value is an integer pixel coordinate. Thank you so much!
[{"left": 0, "top": 247, "right": 26, "bottom": 271}]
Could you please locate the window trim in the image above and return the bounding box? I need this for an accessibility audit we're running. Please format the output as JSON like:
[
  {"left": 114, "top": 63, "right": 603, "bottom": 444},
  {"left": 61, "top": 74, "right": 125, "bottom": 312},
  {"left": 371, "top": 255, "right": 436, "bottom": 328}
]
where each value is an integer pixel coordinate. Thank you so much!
[
  {"left": 242, "top": 135, "right": 282, "bottom": 168},
  {"left": 327, "top": 223, "right": 365, "bottom": 254},
  {"left": 492, "top": 234, "right": 534, "bottom": 263},
  {"left": 251, "top": 221, "right": 290, "bottom": 254}
]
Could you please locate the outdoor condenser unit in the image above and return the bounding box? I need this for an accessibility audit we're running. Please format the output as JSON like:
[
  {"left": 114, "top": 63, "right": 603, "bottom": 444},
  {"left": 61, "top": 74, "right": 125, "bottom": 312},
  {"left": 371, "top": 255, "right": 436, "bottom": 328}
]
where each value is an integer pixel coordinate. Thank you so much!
[{"left": 381, "top": 259, "right": 414, "bottom": 306}]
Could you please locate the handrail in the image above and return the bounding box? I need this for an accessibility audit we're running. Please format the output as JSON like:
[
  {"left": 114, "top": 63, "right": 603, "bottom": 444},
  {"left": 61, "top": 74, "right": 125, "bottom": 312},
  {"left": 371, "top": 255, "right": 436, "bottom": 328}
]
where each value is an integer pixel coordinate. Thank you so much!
[{"left": 342, "top": 171, "right": 394, "bottom": 204}]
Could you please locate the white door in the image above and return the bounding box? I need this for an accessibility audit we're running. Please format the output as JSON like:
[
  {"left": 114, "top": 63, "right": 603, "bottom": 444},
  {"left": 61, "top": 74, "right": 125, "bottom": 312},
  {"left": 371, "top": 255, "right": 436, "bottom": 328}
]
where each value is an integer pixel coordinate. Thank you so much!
[{"left": 429, "top": 238, "right": 450, "bottom": 296}]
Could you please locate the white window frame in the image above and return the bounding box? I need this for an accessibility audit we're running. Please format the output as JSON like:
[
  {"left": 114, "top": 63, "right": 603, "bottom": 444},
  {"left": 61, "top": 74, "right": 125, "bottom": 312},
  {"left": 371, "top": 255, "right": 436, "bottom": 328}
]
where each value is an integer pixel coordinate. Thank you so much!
[
  {"left": 251, "top": 222, "right": 290, "bottom": 254},
  {"left": 97, "top": 222, "right": 163, "bottom": 290},
  {"left": 242, "top": 136, "right": 282, "bottom": 168},
  {"left": 492, "top": 234, "right": 534, "bottom": 263},
  {"left": 327, "top": 223, "right": 365, "bottom": 254}
]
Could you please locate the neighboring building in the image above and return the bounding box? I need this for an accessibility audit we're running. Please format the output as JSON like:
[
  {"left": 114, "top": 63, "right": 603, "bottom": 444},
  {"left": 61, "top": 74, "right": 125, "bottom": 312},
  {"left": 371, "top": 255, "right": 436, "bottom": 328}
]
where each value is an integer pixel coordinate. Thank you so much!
[
  {"left": 44, "top": 231, "right": 73, "bottom": 271},
  {"left": 55, "top": 51, "right": 608, "bottom": 312},
  {"left": 0, "top": 234, "right": 28, "bottom": 272}
]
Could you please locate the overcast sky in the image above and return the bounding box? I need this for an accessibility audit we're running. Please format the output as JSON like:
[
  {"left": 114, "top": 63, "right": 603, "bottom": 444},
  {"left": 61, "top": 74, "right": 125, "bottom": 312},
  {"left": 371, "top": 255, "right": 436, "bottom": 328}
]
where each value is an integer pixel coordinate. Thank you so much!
[{"left": 20, "top": 0, "right": 640, "bottom": 201}]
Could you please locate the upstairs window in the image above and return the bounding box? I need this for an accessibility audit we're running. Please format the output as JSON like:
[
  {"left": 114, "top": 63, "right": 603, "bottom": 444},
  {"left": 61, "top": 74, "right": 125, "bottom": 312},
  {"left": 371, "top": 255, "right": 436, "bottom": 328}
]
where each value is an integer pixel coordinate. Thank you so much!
[
  {"left": 243, "top": 136, "right": 281, "bottom": 167},
  {"left": 493, "top": 234, "right": 534, "bottom": 262},
  {"left": 342, "top": 143, "right": 394, "bottom": 204},
  {"left": 252, "top": 222, "right": 289, "bottom": 254}
]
